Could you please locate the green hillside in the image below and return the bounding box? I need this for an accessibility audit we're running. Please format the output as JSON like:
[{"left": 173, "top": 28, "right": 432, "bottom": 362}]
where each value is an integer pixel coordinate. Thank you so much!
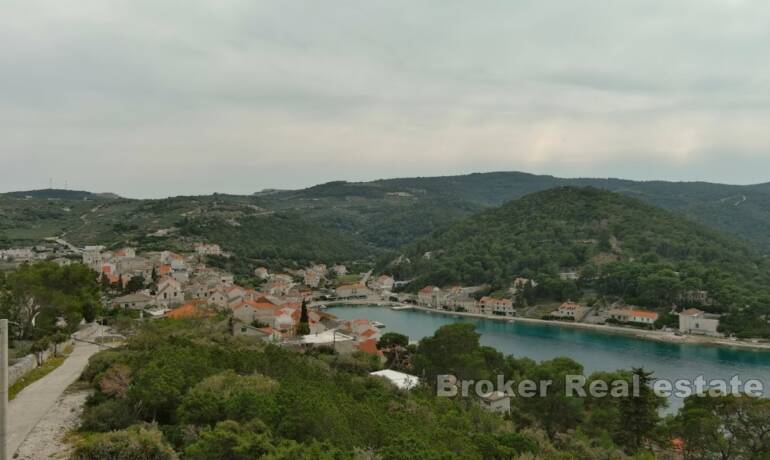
[
  {"left": 362, "top": 172, "right": 770, "bottom": 251},
  {"left": 3, "top": 172, "right": 770, "bottom": 269},
  {"left": 388, "top": 187, "right": 770, "bottom": 337}
]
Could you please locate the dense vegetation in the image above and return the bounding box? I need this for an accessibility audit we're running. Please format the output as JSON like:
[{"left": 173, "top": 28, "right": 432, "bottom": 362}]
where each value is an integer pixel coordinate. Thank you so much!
[
  {"left": 4, "top": 170, "right": 770, "bottom": 264},
  {"left": 389, "top": 187, "right": 770, "bottom": 337},
  {"left": 72, "top": 319, "right": 769, "bottom": 459},
  {"left": 0, "top": 261, "right": 100, "bottom": 339}
]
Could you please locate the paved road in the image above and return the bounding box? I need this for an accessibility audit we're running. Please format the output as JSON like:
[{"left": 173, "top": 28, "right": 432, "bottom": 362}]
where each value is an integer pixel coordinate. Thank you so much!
[{"left": 8, "top": 324, "right": 105, "bottom": 457}]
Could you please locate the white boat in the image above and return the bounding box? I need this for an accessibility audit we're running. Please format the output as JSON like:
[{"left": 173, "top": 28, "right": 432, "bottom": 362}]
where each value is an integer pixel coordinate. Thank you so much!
[
  {"left": 372, "top": 321, "right": 386, "bottom": 328},
  {"left": 318, "top": 304, "right": 327, "bottom": 310}
]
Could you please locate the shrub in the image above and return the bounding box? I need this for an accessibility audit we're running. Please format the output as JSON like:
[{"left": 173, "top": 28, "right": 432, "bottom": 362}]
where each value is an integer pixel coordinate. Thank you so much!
[
  {"left": 80, "top": 399, "right": 140, "bottom": 432},
  {"left": 72, "top": 424, "right": 177, "bottom": 460},
  {"left": 178, "top": 370, "right": 279, "bottom": 426}
]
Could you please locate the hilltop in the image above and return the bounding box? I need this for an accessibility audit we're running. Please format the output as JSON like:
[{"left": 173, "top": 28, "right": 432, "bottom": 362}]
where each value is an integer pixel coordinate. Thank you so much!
[
  {"left": 388, "top": 187, "right": 770, "bottom": 337},
  {"left": 1, "top": 188, "right": 121, "bottom": 200},
  {"left": 3, "top": 171, "right": 770, "bottom": 270},
  {"left": 274, "top": 171, "right": 770, "bottom": 251}
]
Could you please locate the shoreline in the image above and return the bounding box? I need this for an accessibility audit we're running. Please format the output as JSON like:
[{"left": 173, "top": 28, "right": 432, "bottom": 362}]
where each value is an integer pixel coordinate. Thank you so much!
[{"left": 334, "top": 303, "right": 770, "bottom": 352}]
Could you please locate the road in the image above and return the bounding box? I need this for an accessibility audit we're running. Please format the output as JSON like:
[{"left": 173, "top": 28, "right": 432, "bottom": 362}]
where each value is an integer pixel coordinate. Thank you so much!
[{"left": 8, "top": 324, "right": 106, "bottom": 457}]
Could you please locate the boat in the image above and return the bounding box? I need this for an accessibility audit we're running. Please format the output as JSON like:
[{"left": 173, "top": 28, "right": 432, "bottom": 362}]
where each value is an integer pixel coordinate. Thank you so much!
[
  {"left": 318, "top": 304, "right": 327, "bottom": 310},
  {"left": 372, "top": 321, "right": 386, "bottom": 328}
]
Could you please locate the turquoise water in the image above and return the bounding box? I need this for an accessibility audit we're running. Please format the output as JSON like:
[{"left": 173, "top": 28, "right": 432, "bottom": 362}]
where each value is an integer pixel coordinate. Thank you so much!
[{"left": 328, "top": 305, "right": 770, "bottom": 411}]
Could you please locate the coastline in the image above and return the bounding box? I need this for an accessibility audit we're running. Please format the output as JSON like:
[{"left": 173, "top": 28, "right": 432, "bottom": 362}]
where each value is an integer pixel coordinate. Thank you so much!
[{"left": 385, "top": 304, "right": 770, "bottom": 352}]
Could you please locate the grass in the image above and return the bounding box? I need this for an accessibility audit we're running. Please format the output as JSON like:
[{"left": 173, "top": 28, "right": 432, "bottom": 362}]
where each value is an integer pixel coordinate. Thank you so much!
[{"left": 9, "top": 347, "right": 72, "bottom": 400}]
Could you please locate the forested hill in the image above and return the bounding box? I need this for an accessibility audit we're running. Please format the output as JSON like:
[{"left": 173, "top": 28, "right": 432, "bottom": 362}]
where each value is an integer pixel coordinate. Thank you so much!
[
  {"left": 3, "top": 171, "right": 770, "bottom": 268},
  {"left": 388, "top": 187, "right": 770, "bottom": 337},
  {"left": 286, "top": 172, "right": 770, "bottom": 251}
]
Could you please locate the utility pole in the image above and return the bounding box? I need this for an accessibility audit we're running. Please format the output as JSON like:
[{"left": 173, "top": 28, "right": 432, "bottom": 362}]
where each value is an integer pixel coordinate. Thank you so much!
[{"left": 1, "top": 319, "right": 8, "bottom": 460}]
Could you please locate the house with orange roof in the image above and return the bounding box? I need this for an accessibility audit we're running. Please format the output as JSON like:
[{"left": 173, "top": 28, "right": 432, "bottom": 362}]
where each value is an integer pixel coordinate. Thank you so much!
[
  {"left": 273, "top": 307, "right": 300, "bottom": 332},
  {"left": 608, "top": 307, "right": 659, "bottom": 325},
  {"left": 356, "top": 339, "right": 384, "bottom": 358},
  {"left": 232, "top": 298, "right": 280, "bottom": 325},
  {"left": 552, "top": 301, "right": 586, "bottom": 320},
  {"left": 629, "top": 309, "right": 659, "bottom": 325}
]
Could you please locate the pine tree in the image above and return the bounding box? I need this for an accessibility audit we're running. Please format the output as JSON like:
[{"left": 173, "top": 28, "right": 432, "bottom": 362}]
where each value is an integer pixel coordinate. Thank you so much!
[
  {"left": 296, "top": 298, "right": 310, "bottom": 336},
  {"left": 614, "top": 367, "right": 663, "bottom": 452}
]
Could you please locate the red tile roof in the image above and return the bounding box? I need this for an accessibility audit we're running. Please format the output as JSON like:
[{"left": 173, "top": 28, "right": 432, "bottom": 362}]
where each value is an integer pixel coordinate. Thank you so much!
[
  {"left": 631, "top": 309, "right": 659, "bottom": 319},
  {"left": 356, "top": 339, "right": 382, "bottom": 356}
]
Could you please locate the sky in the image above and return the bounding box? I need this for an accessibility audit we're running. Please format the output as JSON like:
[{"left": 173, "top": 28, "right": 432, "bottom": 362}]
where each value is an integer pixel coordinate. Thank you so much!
[{"left": 2, "top": 0, "right": 770, "bottom": 198}]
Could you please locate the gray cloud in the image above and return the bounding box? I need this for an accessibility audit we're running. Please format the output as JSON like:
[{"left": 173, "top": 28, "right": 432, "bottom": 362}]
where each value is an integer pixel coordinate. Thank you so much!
[{"left": 1, "top": 0, "right": 770, "bottom": 198}]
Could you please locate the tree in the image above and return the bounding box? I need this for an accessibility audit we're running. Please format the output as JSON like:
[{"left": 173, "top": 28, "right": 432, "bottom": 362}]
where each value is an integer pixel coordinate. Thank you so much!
[
  {"left": 515, "top": 357, "right": 585, "bottom": 438},
  {"left": 126, "top": 275, "right": 146, "bottom": 293},
  {"left": 295, "top": 299, "right": 310, "bottom": 336},
  {"left": 377, "top": 332, "right": 410, "bottom": 369},
  {"left": 100, "top": 272, "right": 111, "bottom": 290},
  {"left": 614, "top": 368, "right": 663, "bottom": 452},
  {"left": 50, "top": 331, "right": 69, "bottom": 356},
  {"left": 413, "top": 323, "right": 488, "bottom": 385},
  {"left": 30, "top": 337, "right": 50, "bottom": 365},
  {"left": 0, "top": 262, "right": 101, "bottom": 338},
  {"left": 82, "top": 301, "right": 97, "bottom": 323},
  {"left": 669, "top": 394, "right": 770, "bottom": 460}
]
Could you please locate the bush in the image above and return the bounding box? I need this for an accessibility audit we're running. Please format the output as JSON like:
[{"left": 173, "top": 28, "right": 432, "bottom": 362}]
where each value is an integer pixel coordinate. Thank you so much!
[
  {"left": 72, "top": 424, "right": 177, "bottom": 460},
  {"left": 178, "top": 370, "right": 279, "bottom": 426},
  {"left": 80, "top": 399, "right": 140, "bottom": 432},
  {"left": 30, "top": 337, "right": 50, "bottom": 354},
  {"left": 80, "top": 350, "right": 131, "bottom": 384}
]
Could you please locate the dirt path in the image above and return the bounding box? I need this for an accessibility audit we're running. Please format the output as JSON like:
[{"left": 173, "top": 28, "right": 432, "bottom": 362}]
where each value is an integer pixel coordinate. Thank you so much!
[
  {"left": 8, "top": 324, "right": 106, "bottom": 457},
  {"left": 12, "top": 389, "right": 90, "bottom": 460}
]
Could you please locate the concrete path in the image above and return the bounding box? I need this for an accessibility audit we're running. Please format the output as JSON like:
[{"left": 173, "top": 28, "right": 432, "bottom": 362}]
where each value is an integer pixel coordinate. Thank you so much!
[{"left": 8, "top": 324, "right": 105, "bottom": 457}]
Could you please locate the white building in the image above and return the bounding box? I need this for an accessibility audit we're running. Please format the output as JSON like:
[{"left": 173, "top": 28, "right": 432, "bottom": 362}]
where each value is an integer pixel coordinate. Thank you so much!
[
  {"left": 370, "top": 370, "right": 420, "bottom": 390},
  {"left": 418, "top": 286, "right": 444, "bottom": 308},
  {"left": 679, "top": 308, "right": 721, "bottom": 336}
]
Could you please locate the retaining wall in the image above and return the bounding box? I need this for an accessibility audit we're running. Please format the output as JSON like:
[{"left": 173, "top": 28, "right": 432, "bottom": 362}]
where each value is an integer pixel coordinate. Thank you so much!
[{"left": 8, "top": 338, "right": 74, "bottom": 387}]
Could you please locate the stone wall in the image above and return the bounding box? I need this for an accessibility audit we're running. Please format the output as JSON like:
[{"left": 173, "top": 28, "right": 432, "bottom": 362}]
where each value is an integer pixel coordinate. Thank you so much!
[{"left": 8, "top": 338, "right": 74, "bottom": 387}]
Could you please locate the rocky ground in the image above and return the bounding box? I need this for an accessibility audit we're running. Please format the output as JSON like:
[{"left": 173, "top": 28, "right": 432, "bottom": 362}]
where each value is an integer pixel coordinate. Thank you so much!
[{"left": 12, "top": 386, "right": 90, "bottom": 460}]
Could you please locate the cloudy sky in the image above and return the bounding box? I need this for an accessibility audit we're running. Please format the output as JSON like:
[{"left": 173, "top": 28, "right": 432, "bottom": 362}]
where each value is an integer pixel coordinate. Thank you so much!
[{"left": 2, "top": 0, "right": 770, "bottom": 198}]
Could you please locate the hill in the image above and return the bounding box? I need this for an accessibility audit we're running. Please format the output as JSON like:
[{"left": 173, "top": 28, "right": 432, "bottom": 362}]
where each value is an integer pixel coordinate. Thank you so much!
[
  {"left": 285, "top": 172, "right": 770, "bottom": 251},
  {"left": 387, "top": 187, "right": 770, "bottom": 337},
  {"left": 1, "top": 188, "right": 120, "bottom": 200},
  {"left": 3, "top": 171, "right": 770, "bottom": 270}
]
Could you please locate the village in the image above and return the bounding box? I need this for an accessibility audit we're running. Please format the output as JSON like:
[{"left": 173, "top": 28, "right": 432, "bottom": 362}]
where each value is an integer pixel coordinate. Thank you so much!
[
  {"left": 411, "top": 278, "right": 722, "bottom": 339},
  {"left": 1, "top": 240, "right": 725, "bottom": 351}
]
